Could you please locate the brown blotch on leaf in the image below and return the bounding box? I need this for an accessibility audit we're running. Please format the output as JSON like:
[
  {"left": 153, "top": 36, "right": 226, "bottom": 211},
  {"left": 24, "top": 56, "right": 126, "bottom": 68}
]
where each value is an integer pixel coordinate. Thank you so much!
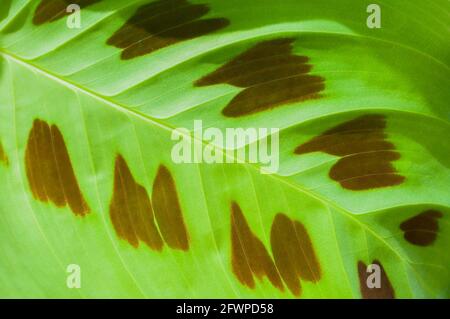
[
  {"left": 0, "top": 140, "right": 8, "bottom": 165},
  {"left": 33, "top": 0, "right": 100, "bottom": 25},
  {"left": 400, "top": 210, "right": 443, "bottom": 246},
  {"left": 270, "top": 213, "right": 321, "bottom": 296},
  {"left": 25, "top": 119, "right": 89, "bottom": 216},
  {"left": 329, "top": 151, "right": 405, "bottom": 190},
  {"left": 109, "top": 155, "right": 163, "bottom": 250},
  {"left": 107, "top": 0, "right": 229, "bottom": 60},
  {"left": 358, "top": 260, "right": 395, "bottom": 299},
  {"left": 195, "top": 38, "right": 325, "bottom": 117},
  {"left": 295, "top": 114, "right": 405, "bottom": 190},
  {"left": 295, "top": 114, "right": 394, "bottom": 156},
  {"left": 230, "top": 202, "right": 284, "bottom": 291},
  {"left": 152, "top": 165, "right": 190, "bottom": 251}
]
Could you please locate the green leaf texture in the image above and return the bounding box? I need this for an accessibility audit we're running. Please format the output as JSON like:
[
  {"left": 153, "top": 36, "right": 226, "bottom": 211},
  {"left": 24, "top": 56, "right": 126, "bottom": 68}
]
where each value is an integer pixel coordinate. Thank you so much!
[{"left": 0, "top": 0, "right": 449, "bottom": 298}]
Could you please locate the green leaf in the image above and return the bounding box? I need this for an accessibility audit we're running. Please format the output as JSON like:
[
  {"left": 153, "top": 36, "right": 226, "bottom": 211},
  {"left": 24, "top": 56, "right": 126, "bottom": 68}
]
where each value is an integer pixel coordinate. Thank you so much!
[{"left": 0, "top": 0, "right": 449, "bottom": 298}]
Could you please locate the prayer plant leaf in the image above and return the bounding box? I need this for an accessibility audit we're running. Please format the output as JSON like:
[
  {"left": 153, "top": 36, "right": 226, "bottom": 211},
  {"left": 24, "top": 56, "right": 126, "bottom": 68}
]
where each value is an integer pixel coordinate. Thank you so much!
[{"left": 0, "top": 0, "right": 449, "bottom": 298}]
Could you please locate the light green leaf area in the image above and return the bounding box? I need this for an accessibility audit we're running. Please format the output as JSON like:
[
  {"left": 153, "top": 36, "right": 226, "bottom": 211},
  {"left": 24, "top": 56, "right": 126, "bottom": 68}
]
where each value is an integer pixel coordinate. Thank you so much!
[{"left": 0, "top": 0, "right": 449, "bottom": 298}]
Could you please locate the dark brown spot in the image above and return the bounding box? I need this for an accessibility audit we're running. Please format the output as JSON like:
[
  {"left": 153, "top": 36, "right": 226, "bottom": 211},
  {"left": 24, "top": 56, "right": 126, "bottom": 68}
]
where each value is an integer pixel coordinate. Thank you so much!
[
  {"left": 110, "top": 155, "right": 163, "bottom": 250},
  {"left": 270, "top": 213, "right": 321, "bottom": 296},
  {"left": 107, "top": 0, "right": 229, "bottom": 60},
  {"left": 33, "top": 0, "right": 100, "bottom": 25},
  {"left": 0, "top": 140, "right": 8, "bottom": 165},
  {"left": 358, "top": 260, "right": 395, "bottom": 299},
  {"left": 330, "top": 151, "right": 405, "bottom": 190},
  {"left": 295, "top": 115, "right": 394, "bottom": 156},
  {"left": 152, "top": 165, "right": 189, "bottom": 251},
  {"left": 231, "top": 202, "right": 284, "bottom": 291},
  {"left": 25, "top": 119, "right": 89, "bottom": 216},
  {"left": 400, "top": 210, "right": 443, "bottom": 246},
  {"left": 195, "top": 38, "right": 325, "bottom": 117},
  {"left": 295, "top": 114, "right": 405, "bottom": 190}
]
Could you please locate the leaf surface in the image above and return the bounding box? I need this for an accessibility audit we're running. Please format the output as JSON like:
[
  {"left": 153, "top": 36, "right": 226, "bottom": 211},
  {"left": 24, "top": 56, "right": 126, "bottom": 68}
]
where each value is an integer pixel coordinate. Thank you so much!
[{"left": 0, "top": 0, "right": 449, "bottom": 298}]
